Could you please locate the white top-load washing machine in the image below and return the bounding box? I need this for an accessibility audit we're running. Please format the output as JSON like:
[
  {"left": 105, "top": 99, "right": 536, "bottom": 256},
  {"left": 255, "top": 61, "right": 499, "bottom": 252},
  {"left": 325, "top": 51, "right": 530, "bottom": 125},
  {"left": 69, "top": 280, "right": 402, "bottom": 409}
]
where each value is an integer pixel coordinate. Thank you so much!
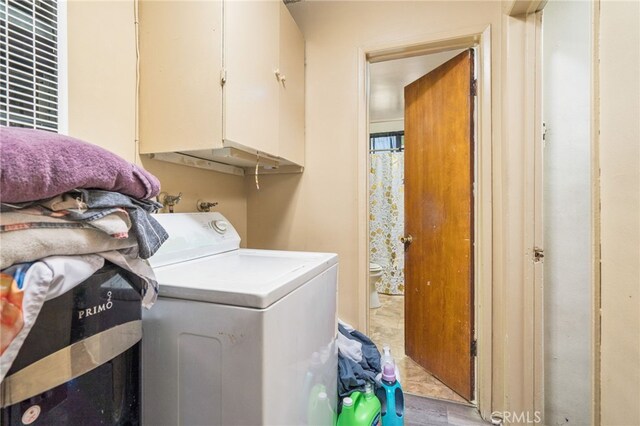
[{"left": 142, "top": 213, "right": 338, "bottom": 426}]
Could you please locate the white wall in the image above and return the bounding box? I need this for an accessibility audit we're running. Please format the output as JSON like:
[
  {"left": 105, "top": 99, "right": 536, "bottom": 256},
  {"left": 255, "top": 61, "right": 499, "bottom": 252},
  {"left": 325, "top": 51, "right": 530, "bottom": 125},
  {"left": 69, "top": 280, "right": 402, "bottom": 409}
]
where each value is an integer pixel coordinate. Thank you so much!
[
  {"left": 542, "top": 1, "right": 592, "bottom": 424},
  {"left": 370, "top": 120, "right": 404, "bottom": 134},
  {"left": 599, "top": 1, "right": 640, "bottom": 424}
]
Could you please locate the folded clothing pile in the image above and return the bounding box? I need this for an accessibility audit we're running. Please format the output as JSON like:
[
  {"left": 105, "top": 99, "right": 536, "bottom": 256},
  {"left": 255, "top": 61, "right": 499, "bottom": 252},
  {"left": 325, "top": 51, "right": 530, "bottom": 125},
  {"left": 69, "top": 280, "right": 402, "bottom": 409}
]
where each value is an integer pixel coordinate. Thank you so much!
[
  {"left": 0, "top": 127, "right": 168, "bottom": 380},
  {"left": 337, "top": 319, "right": 382, "bottom": 399}
]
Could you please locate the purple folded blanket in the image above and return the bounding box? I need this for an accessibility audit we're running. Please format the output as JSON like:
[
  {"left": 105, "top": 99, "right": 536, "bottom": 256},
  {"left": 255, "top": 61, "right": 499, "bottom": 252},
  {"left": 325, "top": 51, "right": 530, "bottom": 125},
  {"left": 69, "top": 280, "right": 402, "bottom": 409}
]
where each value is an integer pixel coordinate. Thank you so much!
[{"left": 0, "top": 127, "right": 161, "bottom": 203}]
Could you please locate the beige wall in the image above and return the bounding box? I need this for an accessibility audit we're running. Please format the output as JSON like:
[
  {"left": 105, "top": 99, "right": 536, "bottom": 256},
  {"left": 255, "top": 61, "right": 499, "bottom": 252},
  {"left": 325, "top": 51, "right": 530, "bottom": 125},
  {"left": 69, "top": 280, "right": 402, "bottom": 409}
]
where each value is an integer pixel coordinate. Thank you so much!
[
  {"left": 65, "top": 0, "right": 502, "bottom": 346},
  {"left": 65, "top": 0, "right": 247, "bottom": 242},
  {"left": 64, "top": 1, "right": 640, "bottom": 422},
  {"left": 250, "top": 9, "right": 509, "bottom": 419},
  {"left": 67, "top": 0, "right": 137, "bottom": 163},
  {"left": 250, "top": 2, "right": 554, "bottom": 420},
  {"left": 599, "top": 1, "right": 640, "bottom": 424},
  {"left": 253, "top": 0, "right": 503, "bottom": 328},
  {"left": 143, "top": 158, "right": 247, "bottom": 244},
  {"left": 245, "top": 173, "right": 306, "bottom": 252}
]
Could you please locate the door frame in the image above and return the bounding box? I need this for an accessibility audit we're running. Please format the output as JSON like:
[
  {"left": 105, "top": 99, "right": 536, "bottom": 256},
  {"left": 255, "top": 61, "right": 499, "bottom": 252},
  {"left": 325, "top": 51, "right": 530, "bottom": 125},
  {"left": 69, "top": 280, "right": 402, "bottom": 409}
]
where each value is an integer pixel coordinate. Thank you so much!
[{"left": 357, "top": 25, "right": 493, "bottom": 414}]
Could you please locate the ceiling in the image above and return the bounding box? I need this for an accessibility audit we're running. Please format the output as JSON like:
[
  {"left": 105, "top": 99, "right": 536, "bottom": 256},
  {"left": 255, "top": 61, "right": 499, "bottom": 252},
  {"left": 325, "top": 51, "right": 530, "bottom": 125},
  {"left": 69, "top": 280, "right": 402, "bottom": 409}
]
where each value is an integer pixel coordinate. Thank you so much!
[{"left": 369, "top": 49, "right": 465, "bottom": 123}]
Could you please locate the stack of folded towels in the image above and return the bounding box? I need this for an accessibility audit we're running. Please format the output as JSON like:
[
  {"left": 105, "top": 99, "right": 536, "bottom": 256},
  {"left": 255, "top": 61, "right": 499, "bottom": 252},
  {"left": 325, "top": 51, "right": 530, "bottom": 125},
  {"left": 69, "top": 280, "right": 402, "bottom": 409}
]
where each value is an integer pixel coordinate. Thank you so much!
[{"left": 0, "top": 127, "right": 168, "bottom": 379}]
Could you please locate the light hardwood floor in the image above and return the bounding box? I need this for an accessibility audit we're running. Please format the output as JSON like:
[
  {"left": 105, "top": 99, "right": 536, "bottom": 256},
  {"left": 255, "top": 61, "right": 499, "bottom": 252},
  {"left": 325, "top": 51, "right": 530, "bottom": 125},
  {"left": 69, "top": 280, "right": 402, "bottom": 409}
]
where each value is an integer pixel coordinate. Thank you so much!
[{"left": 404, "top": 394, "right": 488, "bottom": 425}]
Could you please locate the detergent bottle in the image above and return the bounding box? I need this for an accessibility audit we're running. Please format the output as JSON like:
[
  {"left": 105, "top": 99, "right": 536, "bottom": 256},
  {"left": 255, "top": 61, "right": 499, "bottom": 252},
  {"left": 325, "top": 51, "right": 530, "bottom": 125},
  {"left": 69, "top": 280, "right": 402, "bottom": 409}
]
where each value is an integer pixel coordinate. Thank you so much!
[
  {"left": 302, "top": 353, "right": 323, "bottom": 401},
  {"left": 375, "top": 364, "right": 404, "bottom": 426},
  {"left": 308, "top": 385, "right": 337, "bottom": 426},
  {"left": 337, "top": 382, "right": 381, "bottom": 426}
]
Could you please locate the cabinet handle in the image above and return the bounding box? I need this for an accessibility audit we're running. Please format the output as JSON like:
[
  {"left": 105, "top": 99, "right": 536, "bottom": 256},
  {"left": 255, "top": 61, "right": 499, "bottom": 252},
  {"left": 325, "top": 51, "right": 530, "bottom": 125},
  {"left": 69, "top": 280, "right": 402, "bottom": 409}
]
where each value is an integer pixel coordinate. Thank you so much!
[
  {"left": 274, "top": 69, "right": 286, "bottom": 86},
  {"left": 220, "top": 68, "right": 227, "bottom": 86}
]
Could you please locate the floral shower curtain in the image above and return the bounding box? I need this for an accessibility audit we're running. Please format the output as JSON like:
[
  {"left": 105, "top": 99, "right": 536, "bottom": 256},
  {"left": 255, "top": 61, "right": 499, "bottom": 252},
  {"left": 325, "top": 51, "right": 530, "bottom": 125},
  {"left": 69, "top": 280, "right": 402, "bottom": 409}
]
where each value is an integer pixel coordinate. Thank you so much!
[{"left": 369, "top": 142, "right": 405, "bottom": 295}]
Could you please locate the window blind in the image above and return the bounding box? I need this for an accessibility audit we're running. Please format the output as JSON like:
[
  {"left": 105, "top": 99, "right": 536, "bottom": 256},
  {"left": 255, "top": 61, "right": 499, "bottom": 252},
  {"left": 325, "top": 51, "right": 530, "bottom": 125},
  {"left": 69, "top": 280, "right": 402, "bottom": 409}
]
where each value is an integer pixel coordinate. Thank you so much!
[
  {"left": 0, "top": 0, "right": 59, "bottom": 131},
  {"left": 370, "top": 131, "right": 404, "bottom": 152}
]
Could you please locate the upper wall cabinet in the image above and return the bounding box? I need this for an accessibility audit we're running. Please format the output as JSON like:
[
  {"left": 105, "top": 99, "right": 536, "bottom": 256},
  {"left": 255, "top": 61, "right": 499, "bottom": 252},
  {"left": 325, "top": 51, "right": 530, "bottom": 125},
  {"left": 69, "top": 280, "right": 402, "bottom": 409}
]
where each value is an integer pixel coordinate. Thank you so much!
[
  {"left": 139, "top": 0, "right": 223, "bottom": 155},
  {"left": 139, "top": 0, "right": 305, "bottom": 174},
  {"left": 223, "top": 0, "right": 279, "bottom": 158},
  {"left": 278, "top": 2, "right": 305, "bottom": 167}
]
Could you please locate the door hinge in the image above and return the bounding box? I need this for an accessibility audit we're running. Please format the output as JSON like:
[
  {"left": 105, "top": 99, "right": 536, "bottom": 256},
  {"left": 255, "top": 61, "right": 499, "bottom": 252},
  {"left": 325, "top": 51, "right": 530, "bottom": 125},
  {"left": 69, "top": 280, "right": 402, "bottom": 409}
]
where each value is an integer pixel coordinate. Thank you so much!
[
  {"left": 471, "top": 339, "right": 477, "bottom": 357},
  {"left": 533, "top": 247, "right": 545, "bottom": 263},
  {"left": 220, "top": 68, "right": 227, "bottom": 87},
  {"left": 471, "top": 79, "right": 478, "bottom": 97}
]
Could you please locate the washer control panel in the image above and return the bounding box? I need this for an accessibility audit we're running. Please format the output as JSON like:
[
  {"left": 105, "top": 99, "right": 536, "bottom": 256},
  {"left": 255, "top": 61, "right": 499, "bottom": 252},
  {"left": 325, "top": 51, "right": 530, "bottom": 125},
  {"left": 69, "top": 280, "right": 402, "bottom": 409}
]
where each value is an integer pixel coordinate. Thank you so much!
[
  {"left": 211, "top": 220, "right": 228, "bottom": 234},
  {"left": 149, "top": 212, "right": 241, "bottom": 268}
]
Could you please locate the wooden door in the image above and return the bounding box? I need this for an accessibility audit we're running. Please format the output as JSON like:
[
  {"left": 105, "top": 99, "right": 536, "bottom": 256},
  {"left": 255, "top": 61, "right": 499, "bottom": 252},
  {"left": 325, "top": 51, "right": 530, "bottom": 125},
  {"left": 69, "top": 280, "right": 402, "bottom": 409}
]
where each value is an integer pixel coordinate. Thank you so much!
[{"left": 404, "top": 50, "right": 475, "bottom": 401}]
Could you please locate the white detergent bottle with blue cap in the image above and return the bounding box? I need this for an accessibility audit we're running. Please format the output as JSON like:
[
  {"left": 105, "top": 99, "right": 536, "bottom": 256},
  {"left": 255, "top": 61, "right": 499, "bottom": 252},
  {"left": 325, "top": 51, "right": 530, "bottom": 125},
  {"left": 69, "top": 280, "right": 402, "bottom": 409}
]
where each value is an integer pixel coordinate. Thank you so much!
[{"left": 376, "top": 363, "right": 404, "bottom": 426}]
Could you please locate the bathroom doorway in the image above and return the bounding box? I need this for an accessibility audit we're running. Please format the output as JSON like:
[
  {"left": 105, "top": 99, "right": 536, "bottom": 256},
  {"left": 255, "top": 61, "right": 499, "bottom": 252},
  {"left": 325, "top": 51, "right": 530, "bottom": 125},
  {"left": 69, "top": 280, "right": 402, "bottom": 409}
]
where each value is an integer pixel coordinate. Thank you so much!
[{"left": 367, "top": 47, "right": 477, "bottom": 404}]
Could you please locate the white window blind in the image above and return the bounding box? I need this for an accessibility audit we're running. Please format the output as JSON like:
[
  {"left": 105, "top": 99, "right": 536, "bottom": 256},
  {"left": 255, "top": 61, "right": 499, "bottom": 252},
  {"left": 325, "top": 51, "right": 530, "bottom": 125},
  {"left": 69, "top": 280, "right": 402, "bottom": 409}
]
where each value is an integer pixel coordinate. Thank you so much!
[{"left": 0, "top": 0, "right": 59, "bottom": 131}]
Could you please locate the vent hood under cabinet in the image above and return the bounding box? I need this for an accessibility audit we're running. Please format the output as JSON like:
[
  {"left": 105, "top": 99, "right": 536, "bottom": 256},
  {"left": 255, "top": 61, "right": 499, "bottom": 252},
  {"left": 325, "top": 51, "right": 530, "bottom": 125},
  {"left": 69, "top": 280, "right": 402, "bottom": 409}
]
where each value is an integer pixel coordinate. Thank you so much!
[
  {"left": 138, "top": 0, "right": 305, "bottom": 176},
  {"left": 146, "top": 147, "right": 304, "bottom": 178}
]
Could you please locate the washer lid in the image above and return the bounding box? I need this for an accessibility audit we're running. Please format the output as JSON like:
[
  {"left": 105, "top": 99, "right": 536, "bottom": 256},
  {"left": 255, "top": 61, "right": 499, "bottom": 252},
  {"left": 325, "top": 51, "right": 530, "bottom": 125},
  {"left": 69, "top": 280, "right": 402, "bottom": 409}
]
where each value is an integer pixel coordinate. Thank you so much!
[{"left": 153, "top": 249, "right": 338, "bottom": 309}]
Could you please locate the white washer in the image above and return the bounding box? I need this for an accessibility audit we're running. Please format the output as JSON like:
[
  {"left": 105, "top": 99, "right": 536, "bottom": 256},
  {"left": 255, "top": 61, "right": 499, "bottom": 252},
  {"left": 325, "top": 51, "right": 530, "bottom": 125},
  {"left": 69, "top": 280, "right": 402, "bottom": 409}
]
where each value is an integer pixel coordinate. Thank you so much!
[{"left": 142, "top": 213, "right": 338, "bottom": 426}]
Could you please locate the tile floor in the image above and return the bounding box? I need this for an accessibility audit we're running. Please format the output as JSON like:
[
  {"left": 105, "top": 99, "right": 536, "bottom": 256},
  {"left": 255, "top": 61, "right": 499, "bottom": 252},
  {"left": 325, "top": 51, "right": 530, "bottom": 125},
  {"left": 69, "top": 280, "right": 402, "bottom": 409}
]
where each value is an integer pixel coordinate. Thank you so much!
[{"left": 369, "top": 294, "right": 467, "bottom": 404}]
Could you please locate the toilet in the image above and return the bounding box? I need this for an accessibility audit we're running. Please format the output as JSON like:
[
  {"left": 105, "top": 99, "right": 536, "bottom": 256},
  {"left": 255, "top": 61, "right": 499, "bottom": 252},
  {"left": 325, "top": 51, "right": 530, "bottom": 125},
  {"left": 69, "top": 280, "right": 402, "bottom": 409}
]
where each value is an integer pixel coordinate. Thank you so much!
[{"left": 369, "top": 262, "right": 383, "bottom": 309}]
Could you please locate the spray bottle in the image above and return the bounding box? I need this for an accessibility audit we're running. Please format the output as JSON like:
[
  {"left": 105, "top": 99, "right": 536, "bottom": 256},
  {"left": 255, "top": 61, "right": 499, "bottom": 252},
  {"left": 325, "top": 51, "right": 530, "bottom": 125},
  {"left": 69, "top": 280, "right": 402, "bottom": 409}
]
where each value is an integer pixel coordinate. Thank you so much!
[
  {"left": 375, "top": 364, "right": 404, "bottom": 426},
  {"left": 380, "top": 345, "right": 401, "bottom": 382}
]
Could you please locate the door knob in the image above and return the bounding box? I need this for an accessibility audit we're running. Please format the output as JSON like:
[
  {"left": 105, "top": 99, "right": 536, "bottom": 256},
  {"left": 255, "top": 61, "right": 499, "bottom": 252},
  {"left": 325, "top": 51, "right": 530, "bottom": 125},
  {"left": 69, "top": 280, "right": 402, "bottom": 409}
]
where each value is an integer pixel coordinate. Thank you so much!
[{"left": 401, "top": 234, "right": 413, "bottom": 245}]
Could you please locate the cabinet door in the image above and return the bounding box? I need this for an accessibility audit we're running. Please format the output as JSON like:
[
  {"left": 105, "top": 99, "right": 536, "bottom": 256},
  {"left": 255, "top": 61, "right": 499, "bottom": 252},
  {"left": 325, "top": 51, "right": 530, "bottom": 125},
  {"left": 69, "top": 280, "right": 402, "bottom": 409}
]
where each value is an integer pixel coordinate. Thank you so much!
[
  {"left": 278, "top": 3, "right": 305, "bottom": 166},
  {"left": 223, "top": 0, "right": 280, "bottom": 157},
  {"left": 139, "top": 0, "right": 223, "bottom": 154}
]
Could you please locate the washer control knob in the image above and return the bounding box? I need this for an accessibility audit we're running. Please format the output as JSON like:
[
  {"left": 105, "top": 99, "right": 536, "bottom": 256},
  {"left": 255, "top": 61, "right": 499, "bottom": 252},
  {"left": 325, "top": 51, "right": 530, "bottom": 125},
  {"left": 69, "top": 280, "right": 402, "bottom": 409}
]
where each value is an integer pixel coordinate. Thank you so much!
[{"left": 212, "top": 220, "right": 228, "bottom": 234}]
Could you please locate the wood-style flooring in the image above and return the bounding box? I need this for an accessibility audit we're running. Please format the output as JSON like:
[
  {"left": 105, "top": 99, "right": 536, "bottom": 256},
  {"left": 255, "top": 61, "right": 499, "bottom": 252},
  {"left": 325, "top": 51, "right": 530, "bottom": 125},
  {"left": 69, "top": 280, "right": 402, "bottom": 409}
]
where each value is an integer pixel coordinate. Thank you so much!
[{"left": 404, "top": 394, "right": 488, "bottom": 425}]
